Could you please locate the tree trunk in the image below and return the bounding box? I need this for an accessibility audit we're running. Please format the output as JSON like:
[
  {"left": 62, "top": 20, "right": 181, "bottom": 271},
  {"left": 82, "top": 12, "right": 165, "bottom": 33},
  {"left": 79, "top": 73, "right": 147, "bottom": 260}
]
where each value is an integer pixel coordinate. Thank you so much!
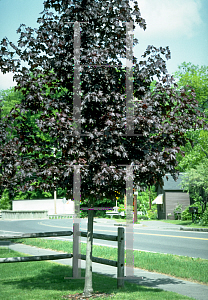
[{"left": 83, "top": 199, "right": 94, "bottom": 297}]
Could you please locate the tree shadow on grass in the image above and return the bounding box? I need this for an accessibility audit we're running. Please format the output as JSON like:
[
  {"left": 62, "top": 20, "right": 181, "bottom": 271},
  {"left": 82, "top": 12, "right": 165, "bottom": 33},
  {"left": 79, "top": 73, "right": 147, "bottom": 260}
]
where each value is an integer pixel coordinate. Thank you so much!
[
  {"left": 2, "top": 263, "right": 84, "bottom": 292},
  {"left": 124, "top": 275, "right": 186, "bottom": 288},
  {"left": 92, "top": 272, "right": 166, "bottom": 295},
  {"left": 92, "top": 270, "right": 186, "bottom": 294},
  {"left": 1, "top": 262, "right": 170, "bottom": 297}
]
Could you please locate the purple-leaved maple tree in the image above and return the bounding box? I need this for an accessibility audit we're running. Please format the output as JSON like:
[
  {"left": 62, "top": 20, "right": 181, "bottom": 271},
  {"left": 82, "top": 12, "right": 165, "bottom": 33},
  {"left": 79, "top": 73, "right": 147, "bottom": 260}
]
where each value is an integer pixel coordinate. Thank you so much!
[{"left": 0, "top": 0, "right": 207, "bottom": 297}]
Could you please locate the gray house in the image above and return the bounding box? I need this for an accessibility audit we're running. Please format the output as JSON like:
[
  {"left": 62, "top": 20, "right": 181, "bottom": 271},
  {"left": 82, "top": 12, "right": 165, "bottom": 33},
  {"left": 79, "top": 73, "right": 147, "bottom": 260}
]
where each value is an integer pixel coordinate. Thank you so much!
[{"left": 154, "top": 173, "right": 191, "bottom": 220}]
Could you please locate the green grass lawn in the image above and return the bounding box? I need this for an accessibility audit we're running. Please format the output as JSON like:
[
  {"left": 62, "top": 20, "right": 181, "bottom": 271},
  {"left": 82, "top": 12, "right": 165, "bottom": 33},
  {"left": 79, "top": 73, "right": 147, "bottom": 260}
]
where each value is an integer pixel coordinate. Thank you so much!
[
  {"left": 0, "top": 249, "right": 196, "bottom": 300},
  {"left": 160, "top": 219, "right": 208, "bottom": 228},
  {"left": 13, "top": 238, "right": 208, "bottom": 285}
]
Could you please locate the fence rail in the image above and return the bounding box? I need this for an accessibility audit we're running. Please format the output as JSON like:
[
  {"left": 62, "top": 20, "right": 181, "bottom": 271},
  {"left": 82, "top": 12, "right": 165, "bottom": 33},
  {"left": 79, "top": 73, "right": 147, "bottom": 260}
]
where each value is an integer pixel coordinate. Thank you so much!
[
  {"left": 0, "top": 231, "right": 73, "bottom": 239},
  {"left": 0, "top": 231, "right": 117, "bottom": 241},
  {"left": 80, "top": 231, "right": 118, "bottom": 241},
  {"left": 80, "top": 254, "right": 117, "bottom": 267},
  {"left": 0, "top": 253, "right": 73, "bottom": 263},
  {"left": 0, "top": 253, "right": 117, "bottom": 266},
  {"left": 0, "top": 226, "right": 124, "bottom": 288}
]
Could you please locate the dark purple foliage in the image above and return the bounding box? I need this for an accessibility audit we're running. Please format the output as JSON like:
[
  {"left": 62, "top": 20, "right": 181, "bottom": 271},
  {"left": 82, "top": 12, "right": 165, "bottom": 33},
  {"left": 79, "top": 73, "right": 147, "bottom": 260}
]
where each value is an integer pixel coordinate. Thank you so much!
[{"left": 0, "top": 0, "right": 207, "bottom": 203}]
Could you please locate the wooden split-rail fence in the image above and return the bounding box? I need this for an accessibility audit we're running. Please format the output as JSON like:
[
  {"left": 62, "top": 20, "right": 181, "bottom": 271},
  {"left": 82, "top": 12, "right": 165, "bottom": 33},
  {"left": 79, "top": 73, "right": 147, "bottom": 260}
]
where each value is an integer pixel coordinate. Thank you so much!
[{"left": 0, "top": 225, "right": 125, "bottom": 288}]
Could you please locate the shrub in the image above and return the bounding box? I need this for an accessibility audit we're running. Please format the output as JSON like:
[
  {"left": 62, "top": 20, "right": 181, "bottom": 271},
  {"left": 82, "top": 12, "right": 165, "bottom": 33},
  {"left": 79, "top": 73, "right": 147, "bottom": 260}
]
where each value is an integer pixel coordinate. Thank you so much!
[
  {"left": 174, "top": 203, "right": 183, "bottom": 220},
  {"left": 199, "top": 208, "right": 208, "bottom": 226},
  {"left": 0, "top": 189, "right": 11, "bottom": 210},
  {"left": 147, "top": 209, "right": 157, "bottom": 219},
  {"left": 80, "top": 210, "right": 88, "bottom": 218},
  {"left": 118, "top": 204, "right": 125, "bottom": 213},
  {"left": 181, "top": 206, "right": 192, "bottom": 221},
  {"left": 94, "top": 209, "right": 107, "bottom": 218},
  {"left": 182, "top": 203, "right": 205, "bottom": 223},
  {"left": 137, "top": 215, "right": 149, "bottom": 220},
  {"left": 13, "top": 189, "right": 53, "bottom": 200}
]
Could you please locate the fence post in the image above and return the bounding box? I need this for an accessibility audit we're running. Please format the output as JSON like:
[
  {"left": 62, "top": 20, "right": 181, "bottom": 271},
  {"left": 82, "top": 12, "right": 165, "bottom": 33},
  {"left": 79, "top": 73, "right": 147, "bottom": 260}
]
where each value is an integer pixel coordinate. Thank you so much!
[
  {"left": 117, "top": 227, "right": 124, "bottom": 288},
  {"left": 73, "top": 222, "right": 81, "bottom": 278}
]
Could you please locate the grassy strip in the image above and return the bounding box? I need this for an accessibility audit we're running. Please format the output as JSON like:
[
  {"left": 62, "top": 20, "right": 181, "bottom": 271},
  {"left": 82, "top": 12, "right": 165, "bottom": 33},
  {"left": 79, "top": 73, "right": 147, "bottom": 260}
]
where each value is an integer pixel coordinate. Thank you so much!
[
  {"left": 161, "top": 219, "right": 208, "bottom": 228},
  {"left": 135, "top": 251, "right": 208, "bottom": 284},
  {"left": 14, "top": 238, "right": 208, "bottom": 284},
  {"left": 0, "top": 249, "right": 195, "bottom": 300}
]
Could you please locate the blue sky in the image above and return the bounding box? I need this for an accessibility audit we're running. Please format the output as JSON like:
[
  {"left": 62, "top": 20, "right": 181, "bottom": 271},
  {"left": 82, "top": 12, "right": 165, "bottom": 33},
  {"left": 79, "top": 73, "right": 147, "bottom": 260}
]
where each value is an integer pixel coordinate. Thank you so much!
[{"left": 0, "top": 0, "right": 207, "bottom": 90}]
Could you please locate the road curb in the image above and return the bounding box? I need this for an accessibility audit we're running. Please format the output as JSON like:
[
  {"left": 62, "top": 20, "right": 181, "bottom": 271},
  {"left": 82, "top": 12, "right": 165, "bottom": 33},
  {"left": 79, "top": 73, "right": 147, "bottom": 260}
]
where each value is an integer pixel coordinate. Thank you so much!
[{"left": 180, "top": 227, "right": 208, "bottom": 232}]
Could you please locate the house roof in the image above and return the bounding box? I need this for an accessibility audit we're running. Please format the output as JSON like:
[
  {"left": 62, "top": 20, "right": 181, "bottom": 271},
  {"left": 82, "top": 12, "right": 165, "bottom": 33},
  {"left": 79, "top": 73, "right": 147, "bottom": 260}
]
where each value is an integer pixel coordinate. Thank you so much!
[{"left": 163, "top": 173, "right": 186, "bottom": 191}]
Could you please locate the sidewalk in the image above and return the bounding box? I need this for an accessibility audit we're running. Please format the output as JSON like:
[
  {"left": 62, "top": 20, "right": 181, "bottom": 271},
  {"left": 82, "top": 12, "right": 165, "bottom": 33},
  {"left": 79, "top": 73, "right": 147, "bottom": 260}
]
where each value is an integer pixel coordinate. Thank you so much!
[
  {"left": 8, "top": 243, "right": 208, "bottom": 300},
  {"left": 94, "top": 218, "right": 208, "bottom": 232},
  {"left": 94, "top": 218, "right": 181, "bottom": 231}
]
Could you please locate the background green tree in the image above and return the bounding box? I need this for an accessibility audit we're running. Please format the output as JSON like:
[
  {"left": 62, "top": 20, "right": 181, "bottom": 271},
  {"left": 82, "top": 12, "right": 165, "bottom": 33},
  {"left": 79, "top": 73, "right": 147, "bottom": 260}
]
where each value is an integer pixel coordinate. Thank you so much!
[
  {"left": 0, "top": 189, "right": 11, "bottom": 210},
  {"left": 137, "top": 185, "right": 157, "bottom": 219},
  {"left": 0, "top": 83, "right": 74, "bottom": 200},
  {"left": 180, "top": 158, "right": 208, "bottom": 225},
  {"left": 173, "top": 62, "right": 208, "bottom": 116},
  {"left": 0, "top": 87, "right": 24, "bottom": 117},
  {"left": 176, "top": 129, "right": 208, "bottom": 171},
  {"left": 173, "top": 63, "right": 208, "bottom": 224}
]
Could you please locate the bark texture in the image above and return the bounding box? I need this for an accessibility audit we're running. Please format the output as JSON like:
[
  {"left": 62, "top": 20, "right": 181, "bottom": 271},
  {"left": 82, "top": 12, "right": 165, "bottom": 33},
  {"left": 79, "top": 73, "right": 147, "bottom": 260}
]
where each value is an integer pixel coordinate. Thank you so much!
[{"left": 83, "top": 200, "right": 94, "bottom": 297}]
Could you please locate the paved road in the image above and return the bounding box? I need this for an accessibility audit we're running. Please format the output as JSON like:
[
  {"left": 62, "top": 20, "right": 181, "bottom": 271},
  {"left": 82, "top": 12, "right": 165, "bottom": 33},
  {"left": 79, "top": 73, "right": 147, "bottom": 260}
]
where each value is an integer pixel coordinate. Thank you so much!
[{"left": 1, "top": 218, "right": 208, "bottom": 259}]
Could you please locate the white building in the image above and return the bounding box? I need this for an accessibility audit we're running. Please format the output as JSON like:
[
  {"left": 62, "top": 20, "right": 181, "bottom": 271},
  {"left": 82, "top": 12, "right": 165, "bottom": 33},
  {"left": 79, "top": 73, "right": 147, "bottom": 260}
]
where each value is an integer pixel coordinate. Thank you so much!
[{"left": 12, "top": 198, "right": 75, "bottom": 215}]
